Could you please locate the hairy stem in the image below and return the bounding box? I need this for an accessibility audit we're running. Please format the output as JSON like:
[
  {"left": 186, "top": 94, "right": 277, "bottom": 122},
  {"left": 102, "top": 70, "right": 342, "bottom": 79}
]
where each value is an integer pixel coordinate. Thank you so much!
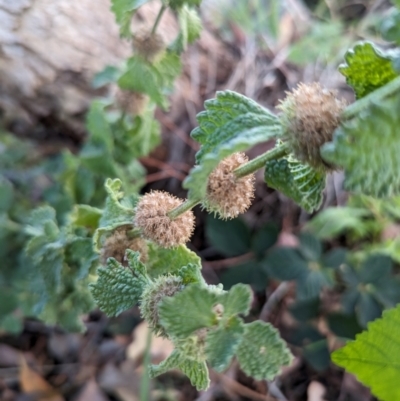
[
  {"left": 139, "top": 329, "right": 152, "bottom": 401},
  {"left": 342, "top": 75, "right": 400, "bottom": 121},
  {"left": 167, "top": 198, "right": 200, "bottom": 220},
  {"left": 151, "top": 4, "right": 167, "bottom": 34},
  {"left": 233, "top": 142, "right": 291, "bottom": 179}
]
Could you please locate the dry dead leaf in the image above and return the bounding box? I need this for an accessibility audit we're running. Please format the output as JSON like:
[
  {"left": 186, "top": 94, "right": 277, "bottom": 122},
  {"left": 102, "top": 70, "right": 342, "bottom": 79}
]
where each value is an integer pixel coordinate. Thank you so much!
[
  {"left": 74, "top": 379, "right": 108, "bottom": 401},
  {"left": 307, "top": 381, "right": 327, "bottom": 401},
  {"left": 19, "top": 355, "right": 64, "bottom": 401}
]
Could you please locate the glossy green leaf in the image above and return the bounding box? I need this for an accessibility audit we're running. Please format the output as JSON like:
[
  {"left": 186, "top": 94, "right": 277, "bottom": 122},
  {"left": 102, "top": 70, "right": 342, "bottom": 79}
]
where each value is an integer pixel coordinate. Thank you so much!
[
  {"left": 322, "top": 94, "right": 400, "bottom": 198},
  {"left": 265, "top": 154, "right": 325, "bottom": 213},
  {"left": 111, "top": 0, "right": 150, "bottom": 37},
  {"left": 90, "top": 256, "right": 148, "bottom": 316},
  {"left": 339, "top": 42, "right": 399, "bottom": 98},
  {"left": 205, "top": 316, "right": 244, "bottom": 372},
  {"left": 236, "top": 321, "right": 293, "bottom": 380},
  {"left": 184, "top": 91, "right": 281, "bottom": 200},
  {"left": 332, "top": 304, "right": 400, "bottom": 401}
]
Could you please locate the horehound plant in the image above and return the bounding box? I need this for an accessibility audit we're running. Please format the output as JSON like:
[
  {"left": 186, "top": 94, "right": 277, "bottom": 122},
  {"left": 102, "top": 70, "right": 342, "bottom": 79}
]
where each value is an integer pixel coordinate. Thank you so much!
[
  {"left": 90, "top": 18, "right": 400, "bottom": 389},
  {"left": 11, "top": 0, "right": 399, "bottom": 396}
]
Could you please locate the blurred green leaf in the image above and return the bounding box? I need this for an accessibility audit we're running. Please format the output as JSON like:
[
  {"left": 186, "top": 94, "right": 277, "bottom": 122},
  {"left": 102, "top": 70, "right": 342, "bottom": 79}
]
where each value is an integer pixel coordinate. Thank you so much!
[
  {"left": 111, "top": 0, "right": 150, "bottom": 37},
  {"left": 206, "top": 215, "right": 251, "bottom": 257},
  {"left": 303, "top": 339, "right": 330, "bottom": 371},
  {"left": 251, "top": 223, "right": 279, "bottom": 259},
  {"left": 298, "top": 232, "right": 322, "bottom": 261},
  {"left": 327, "top": 313, "right": 363, "bottom": 340}
]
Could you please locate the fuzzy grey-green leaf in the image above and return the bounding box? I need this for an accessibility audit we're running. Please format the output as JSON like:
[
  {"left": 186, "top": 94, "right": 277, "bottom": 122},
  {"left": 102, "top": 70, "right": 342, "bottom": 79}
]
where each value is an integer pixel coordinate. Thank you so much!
[{"left": 237, "top": 321, "right": 293, "bottom": 380}]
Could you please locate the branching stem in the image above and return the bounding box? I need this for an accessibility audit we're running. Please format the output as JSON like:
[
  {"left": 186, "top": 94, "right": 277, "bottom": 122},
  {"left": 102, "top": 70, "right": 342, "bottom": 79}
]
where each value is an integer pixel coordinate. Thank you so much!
[
  {"left": 233, "top": 142, "right": 291, "bottom": 179},
  {"left": 342, "top": 75, "right": 400, "bottom": 121},
  {"left": 167, "top": 198, "right": 200, "bottom": 220},
  {"left": 167, "top": 143, "right": 290, "bottom": 220}
]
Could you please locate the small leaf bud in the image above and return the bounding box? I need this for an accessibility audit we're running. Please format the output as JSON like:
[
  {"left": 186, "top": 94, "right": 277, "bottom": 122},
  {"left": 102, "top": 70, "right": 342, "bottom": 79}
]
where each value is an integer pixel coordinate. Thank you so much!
[
  {"left": 134, "top": 191, "right": 195, "bottom": 248},
  {"left": 132, "top": 31, "right": 165, "bottom": 62},
  {"left": 204, "top": 153, "right": 255, "bottom": 219},
  {"left": 140, "top": 275, "right": 183, "bottom": 337},
  {"left": 278, "top": 82, "right": 347, "bottom": 171}
]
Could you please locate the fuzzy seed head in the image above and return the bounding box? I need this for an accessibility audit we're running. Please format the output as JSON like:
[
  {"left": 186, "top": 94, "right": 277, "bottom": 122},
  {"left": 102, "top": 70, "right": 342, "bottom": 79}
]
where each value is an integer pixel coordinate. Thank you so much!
[
  {"left": 100, "top": 227, "right": 149, "bottom": 266},
  {"left": 140, "top": 275, "right": 183, "bottom": 337},
  {"left": 278, "top": 82, "right": 347, "bottom": 171},
  {"left": 132, "top": 31, "right": 165, "bottom": 62},
  {"left": 134, "top": 191, "right": 195, "bottom": 248},
  {"left": 116, "top": 90, "right": 148, "bottom": 116},
  {"left": 204, "top": 153, "right": 255, "bottom": 219}
]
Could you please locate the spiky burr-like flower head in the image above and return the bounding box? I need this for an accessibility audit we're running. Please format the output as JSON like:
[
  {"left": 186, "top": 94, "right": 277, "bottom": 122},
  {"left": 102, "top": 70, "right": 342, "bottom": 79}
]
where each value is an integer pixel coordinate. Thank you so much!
[
  {"left": 140, "top": 275, "right": 183, "bottom": 337},
  {"left": 115, "top": 90, "right": 148, "bottom": 116},
  {"left": 204, "top": 153, "right": 255, "bottom": 219},
  {"left": 132, "top": 31, "right": 165, "bottom": 62},
  {"left": 278, "top": 82, "right": 347, "bottom": 171},
  {"left": 134, "top": 191, "right": 195, "bottom": 248},
  {"left": 100, "top": 227, "right": 149, "bottom": 265}
]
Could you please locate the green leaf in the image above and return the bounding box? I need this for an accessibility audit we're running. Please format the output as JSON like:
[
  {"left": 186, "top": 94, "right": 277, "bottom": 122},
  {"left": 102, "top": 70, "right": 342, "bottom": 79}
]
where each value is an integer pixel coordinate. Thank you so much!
[
  {"left": 171, "top": 6, "right": 202, "bottom": 53},
  {"left": 70, "top": 205, "right": 102, "bottom": 231},
  {"left": 327, "top": 313, "right": 363, "bottom": 340},
  {"left": 265, "top": 154, "right": 325, "bottom": 213},
  {"left": 118, "top": 54, "right": 181, "bottom": 109},
  {"left": 169, "top": 0, "right": 202, "bottom": 10},
  {"left": 184, "top": 91, "right": 281, "bottom": 200},
  {"left": 92, "top": 66, "right": 122, "bottom": 88},
  {"left": 90, "top": 256, "right": 148, "bottom": 316},
  {"left": 93, "top": 179, "right": 137, "bottom": 251},
  {"left": 339, "top": 42, "right": 399, "bottom": 98},
  {"left": 205, "top": 316, "right": 244, "bottom": 372},
  {"left": 111, "top": 0, "right": 150, "bottom": 37},
  {"left": 380, "top": 10, "right": 400, "bottom": 46},
  {"left": 264, "top": 247, "right": 308, "bottom": 281},
  {"left": 205, "top": 215, "right": 251, "bottom": 257},
  {"left": 307, "top": 207, "right": 371, "bottom": 240},
  {"left": 298, "top": 232, "right": 322, "bottom": 261},
  {"left": 303, "top": 339, "right": 330, "bottom": 371},
  {"left": 322, "top": 94, "right": 400, "bottom": 198},
  {"left": 118, "top": 56, "right": 167, "bottom": 108},
  {"left": 332, "top": 304, "right": 400, "bottom": 401},
  {"left": 0, "top": 177, "right": 14, "bottom": 213},
  {"left": 147, "top": 244, "right": 202, "bottom": 278},
  {"left": 296, "top": 268, "right": 334, "bottom": 300},
  {"left": 150, "top": 350, "right": 210, "bottom": 391},
  {"left": 178, "top": 263, "right": 205, "bottom": 285},
  {"left": 158, "top": 284, "right": 221, "bottom": 338},
  {"left": 221, "top": 284, "right": 252, "bottom": 319},
  {"left": 251, "top": 223, "right": 279, "bottom": 259},
  {"left": 236, "top": 321, "right": 293, "bottom": 380}
]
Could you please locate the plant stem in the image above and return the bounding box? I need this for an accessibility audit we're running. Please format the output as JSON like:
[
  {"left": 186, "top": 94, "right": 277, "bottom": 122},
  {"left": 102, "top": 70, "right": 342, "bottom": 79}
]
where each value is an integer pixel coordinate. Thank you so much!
[
  {"left": 167, "top": 198, "right": 201, "bottom": 220},
  {"left": 233, "top": 142, "right": 290, "bottom": 178},
  {"left": 139, "top": 329, "right": 152, "bottom": 401},
  {"left": 151, "top": 4, "right": 167, "bottom": 35},
  {"left": 342, "top": 75, "right": 400, "bottom": 121}
]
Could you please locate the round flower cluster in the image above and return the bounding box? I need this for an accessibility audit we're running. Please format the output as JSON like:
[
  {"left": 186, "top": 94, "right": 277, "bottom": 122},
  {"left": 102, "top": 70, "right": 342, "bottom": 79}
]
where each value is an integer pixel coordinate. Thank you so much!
[
  {"left": 134, "top": 191, "right": 195, "bottom": 248},
  {"left": 100, "top": 227, "right": 149, "bottom": 265},
  {"left": 204, "top": 152, "right": 255, "bottom": 219},
  {"left": 278, "top": 82, "right": 347, "bottom": 171}
]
